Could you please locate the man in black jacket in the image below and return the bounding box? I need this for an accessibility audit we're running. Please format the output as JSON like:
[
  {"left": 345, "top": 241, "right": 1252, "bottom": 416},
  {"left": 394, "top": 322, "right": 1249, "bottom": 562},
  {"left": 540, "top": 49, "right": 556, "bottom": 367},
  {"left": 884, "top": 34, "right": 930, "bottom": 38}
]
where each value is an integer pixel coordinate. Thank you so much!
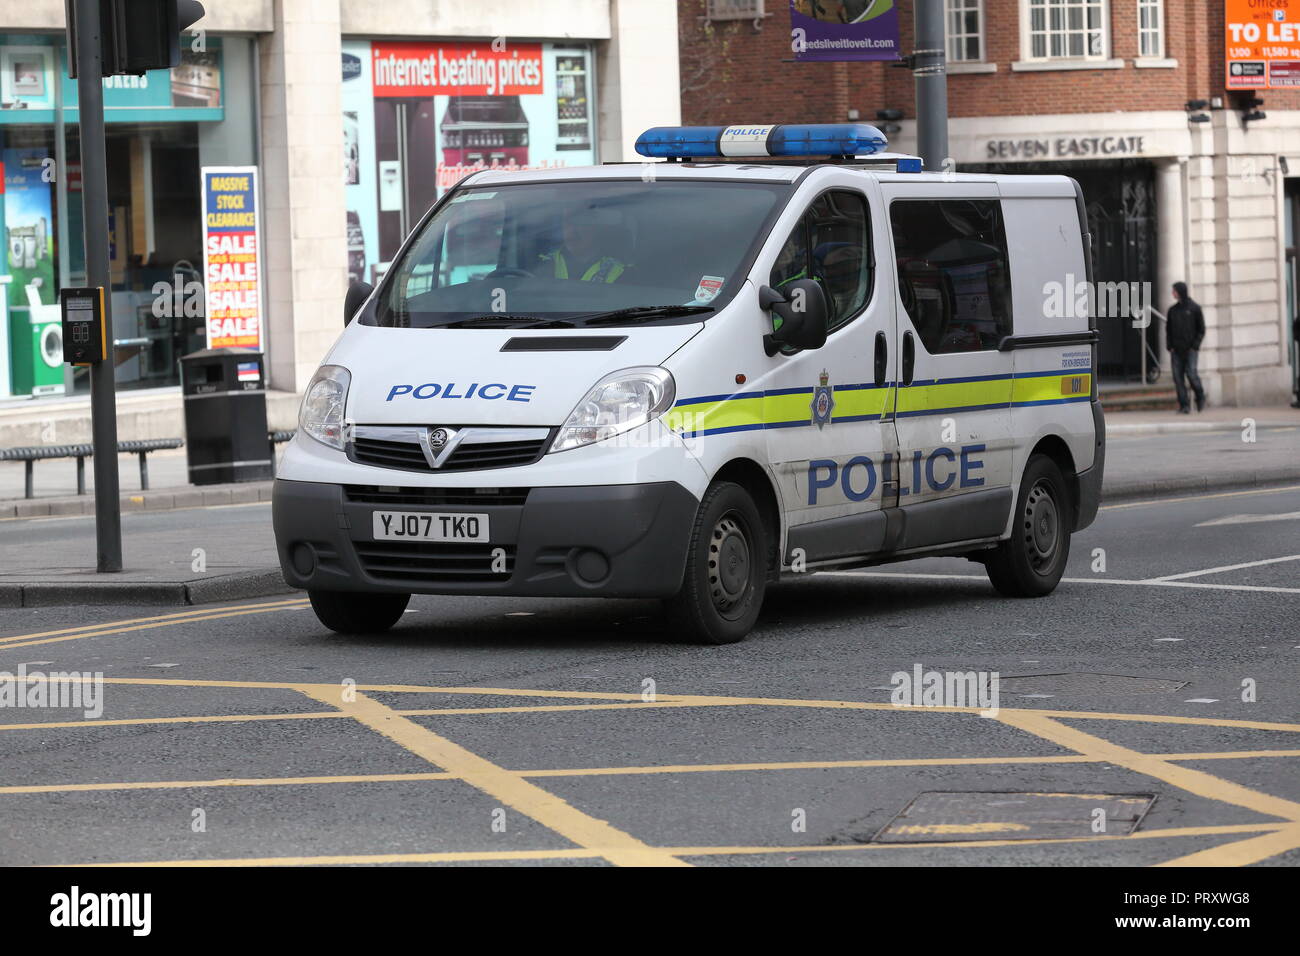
[
  {"left": 1292, "top": 313, "right": 1300, "bottom": 409},
  {"left": 1167, "top": 281, "right": 1207, "bottom": 413}
]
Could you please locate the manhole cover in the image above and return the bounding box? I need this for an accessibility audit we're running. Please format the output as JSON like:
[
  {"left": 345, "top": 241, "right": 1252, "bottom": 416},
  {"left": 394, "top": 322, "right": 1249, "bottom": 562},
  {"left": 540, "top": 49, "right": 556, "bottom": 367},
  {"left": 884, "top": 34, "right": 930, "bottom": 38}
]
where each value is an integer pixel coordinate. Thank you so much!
[
  {"left": 1000, "top": 673, "right": 1187, "bottom": 696},
  {"left": 872, "top": 791, "right": 1156, "bottom": 843}
]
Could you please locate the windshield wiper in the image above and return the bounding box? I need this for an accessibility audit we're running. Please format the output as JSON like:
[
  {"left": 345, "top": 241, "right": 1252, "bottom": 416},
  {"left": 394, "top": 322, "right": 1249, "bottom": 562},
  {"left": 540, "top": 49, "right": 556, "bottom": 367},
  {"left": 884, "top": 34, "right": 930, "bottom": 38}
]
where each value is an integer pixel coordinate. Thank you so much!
[
  {"left": 440, "top": 315, "right": 576, "bottom": 329},
  {"left": 581, "top": 305, "right": 715, "bottom": 326}
]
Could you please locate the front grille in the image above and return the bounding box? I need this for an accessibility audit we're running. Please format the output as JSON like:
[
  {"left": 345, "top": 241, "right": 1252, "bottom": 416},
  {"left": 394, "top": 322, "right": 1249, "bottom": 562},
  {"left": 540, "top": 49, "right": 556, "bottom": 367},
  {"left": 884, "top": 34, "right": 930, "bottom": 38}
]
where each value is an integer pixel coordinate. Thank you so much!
[
  {"left": 344, "top": 485, "right": 529, "bottom": 507},
  {"left": 349, "top": 430, "right": 551, "bottom": 473},
  {"left": 442, "top": 438, "right": 548, "bottom": 471},
  {"left": 354, "top": 540, "right": 515, "bottom": 584},
  {"left": 351, "top": 435, "right": 428, "bottom": 470}
]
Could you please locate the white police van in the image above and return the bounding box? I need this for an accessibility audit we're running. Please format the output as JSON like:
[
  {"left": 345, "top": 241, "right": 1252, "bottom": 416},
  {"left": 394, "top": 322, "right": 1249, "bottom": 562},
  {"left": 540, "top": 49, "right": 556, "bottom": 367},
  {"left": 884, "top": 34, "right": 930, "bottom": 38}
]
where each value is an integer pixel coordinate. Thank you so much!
[{"left": 273, "top": 123, "right": 1104, "bottom": 644}]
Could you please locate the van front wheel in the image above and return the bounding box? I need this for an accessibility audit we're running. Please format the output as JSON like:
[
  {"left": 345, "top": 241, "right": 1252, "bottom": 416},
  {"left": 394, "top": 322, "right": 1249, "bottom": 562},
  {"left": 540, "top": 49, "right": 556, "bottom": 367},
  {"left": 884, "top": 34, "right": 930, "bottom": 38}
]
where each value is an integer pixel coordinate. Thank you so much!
[
  {"left": 665, "top": 481, "right": 768, "bottom": 645},
  {"left": 309, "top": 590, "right": 410, "bottom": 634},
  {"left": 984, "top": 455, "right": 1072, "bottom": 597}
]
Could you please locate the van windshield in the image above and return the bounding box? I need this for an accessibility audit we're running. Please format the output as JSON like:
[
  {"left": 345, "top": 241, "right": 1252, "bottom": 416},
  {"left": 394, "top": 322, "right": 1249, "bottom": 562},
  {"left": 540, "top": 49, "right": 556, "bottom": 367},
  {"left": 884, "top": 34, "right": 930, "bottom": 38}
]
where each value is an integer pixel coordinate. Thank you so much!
[{"left": 369, "top": 179, "right": 791, "bottom": 328}]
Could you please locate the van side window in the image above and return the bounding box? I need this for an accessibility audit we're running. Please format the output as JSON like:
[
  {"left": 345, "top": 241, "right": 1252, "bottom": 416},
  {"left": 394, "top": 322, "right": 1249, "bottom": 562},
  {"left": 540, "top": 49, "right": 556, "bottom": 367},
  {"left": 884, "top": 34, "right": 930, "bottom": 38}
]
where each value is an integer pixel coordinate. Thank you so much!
[
  {"left": 769, "top": 220, "right": 809, "bottom": 291},
  {"left": 889, "top": 199, "right": 1013, "bottom": 353},
  {"left": 769, "top": 190, "right": 872, "bottom": 332}
]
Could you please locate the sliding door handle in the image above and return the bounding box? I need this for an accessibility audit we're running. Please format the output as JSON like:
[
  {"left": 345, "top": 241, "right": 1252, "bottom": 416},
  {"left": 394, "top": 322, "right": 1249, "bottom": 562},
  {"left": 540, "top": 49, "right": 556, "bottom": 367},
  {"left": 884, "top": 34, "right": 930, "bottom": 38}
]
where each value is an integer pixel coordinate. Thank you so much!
[{"left": 902, "top": 330, "right": 916, "bottom": 387}]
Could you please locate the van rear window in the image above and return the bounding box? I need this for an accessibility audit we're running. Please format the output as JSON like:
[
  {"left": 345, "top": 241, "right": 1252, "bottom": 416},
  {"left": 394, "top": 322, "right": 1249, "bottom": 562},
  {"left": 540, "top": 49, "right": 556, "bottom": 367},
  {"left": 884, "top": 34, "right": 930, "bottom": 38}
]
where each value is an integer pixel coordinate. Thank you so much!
[{"left": 889, "top": 199, "right": 1013, "bottom": 353}]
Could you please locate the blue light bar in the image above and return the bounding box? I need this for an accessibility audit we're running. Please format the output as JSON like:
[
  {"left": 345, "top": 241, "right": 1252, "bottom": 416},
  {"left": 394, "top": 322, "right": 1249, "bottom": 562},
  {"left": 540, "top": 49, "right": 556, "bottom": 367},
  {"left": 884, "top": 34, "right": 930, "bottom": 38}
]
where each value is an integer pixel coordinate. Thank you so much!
[{"left": 635, "top": 123, "right": 889, "bottom": 160}]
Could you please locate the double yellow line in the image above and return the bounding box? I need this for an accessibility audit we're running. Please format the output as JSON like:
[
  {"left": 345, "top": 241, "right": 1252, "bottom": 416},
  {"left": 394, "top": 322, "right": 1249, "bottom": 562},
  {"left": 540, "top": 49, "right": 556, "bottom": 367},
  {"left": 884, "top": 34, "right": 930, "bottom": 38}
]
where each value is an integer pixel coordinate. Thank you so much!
[{"left": 0, "top": 597, "right": 309, "bottom": 651}]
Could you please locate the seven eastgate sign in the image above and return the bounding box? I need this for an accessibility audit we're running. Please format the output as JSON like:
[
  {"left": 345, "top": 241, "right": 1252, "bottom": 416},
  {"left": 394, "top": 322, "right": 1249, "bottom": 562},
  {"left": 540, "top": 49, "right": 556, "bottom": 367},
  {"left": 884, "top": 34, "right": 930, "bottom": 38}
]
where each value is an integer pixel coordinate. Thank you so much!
[{"left": 984, "top": 134, "right": 1146, "bottom": 160}]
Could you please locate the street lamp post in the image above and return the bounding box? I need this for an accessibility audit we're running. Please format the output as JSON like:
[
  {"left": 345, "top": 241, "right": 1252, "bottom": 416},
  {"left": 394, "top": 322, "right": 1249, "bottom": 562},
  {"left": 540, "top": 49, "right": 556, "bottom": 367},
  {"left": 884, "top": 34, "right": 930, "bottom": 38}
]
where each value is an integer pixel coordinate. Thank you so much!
[{"left": 913, "top": 0, "right": 950, "bottom": 172}]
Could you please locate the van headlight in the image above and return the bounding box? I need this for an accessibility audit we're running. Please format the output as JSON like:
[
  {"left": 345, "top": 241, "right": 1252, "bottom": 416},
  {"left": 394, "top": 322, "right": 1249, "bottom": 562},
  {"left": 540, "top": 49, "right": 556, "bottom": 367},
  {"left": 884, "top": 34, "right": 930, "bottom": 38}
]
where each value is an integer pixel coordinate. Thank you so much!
[
  {"left": 299, "top": 365, "right": 351, "bottom": 450},
  {"left": 550, "top": 367, "right": 676, "bottom": 454}
]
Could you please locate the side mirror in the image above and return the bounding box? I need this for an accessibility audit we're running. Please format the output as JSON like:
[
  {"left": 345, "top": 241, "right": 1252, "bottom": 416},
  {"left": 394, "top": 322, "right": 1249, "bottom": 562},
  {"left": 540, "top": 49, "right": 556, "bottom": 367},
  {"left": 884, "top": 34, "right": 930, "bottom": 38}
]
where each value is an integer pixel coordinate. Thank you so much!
[
  {"left": 344, "top": 280, "right": 374, "bottom": 327},
  {"left": 760, "top": 279, "right": 829, "bottom": 356}
]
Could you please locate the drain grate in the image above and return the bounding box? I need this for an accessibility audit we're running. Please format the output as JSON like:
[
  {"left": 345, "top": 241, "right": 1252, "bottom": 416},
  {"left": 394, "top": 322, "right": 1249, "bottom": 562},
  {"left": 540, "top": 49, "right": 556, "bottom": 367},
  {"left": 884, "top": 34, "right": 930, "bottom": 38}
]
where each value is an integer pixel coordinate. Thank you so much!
[
  {"left": 999, "top": 673, "right": 1188, "bottom": 696},
  {"left": 872, "top": 791, "right": 1156, "bottom": 843}
]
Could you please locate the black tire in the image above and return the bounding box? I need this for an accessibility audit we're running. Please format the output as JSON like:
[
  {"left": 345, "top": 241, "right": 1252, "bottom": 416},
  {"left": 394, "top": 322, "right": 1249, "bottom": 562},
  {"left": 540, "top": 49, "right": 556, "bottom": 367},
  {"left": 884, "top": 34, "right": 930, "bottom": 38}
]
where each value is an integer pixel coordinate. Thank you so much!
[
  {"left": 664, "top": 481, "right": 768, "bottom": 645},
  {"left": 985, "top": 455, "right": 1073, "bottom": 597},
  {"left": 309, "top": 590, "right": 410, "bottom": 634}
]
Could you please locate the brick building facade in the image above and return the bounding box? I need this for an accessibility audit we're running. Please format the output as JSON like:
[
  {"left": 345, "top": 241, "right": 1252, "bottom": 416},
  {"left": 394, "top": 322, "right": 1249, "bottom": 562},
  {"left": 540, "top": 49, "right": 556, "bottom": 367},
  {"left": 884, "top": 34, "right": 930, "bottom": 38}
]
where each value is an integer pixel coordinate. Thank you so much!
[{"left": 680, "top": 0, "right": 1300, "bottom": 405}]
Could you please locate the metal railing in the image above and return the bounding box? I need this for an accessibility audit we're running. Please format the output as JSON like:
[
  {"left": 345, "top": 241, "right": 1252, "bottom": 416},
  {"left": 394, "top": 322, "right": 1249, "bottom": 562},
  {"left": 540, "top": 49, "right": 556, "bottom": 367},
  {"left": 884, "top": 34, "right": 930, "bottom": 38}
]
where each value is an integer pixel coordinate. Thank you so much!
[{"left": 1137, "top": 306, "right": 1166, "bottom": 386}]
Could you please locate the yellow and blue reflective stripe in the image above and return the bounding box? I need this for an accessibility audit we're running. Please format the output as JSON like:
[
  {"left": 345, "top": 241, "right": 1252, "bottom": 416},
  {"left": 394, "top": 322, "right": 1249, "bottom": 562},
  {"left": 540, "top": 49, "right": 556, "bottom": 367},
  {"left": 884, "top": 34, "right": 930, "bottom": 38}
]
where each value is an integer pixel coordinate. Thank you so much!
[
  {"left": 667, "top": 370, "right": 1091, "bottom": 438},
  {"left": 894, "top": 371, "right": 1014, "bottom": 419},
  {"left": 1011, "top": 368, "right": 1092, "bottom": 406},
  {"left": 667, "top": 382, "right": 894, "bottom": 438}
]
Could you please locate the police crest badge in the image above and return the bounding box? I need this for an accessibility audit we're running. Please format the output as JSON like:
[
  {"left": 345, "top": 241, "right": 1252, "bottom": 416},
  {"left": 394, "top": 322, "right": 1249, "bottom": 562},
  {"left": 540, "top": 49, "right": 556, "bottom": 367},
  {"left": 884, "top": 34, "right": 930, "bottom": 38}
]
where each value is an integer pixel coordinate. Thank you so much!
[{"left": 811, "top": 369, "right": 834, "bottom": 429}]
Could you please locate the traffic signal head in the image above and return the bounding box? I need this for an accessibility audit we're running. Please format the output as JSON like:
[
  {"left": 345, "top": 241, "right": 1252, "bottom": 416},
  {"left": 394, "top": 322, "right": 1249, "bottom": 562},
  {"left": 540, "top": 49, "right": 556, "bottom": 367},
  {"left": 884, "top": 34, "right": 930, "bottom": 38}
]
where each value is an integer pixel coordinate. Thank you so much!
[
  {"left": 66, "top": 0, "right": 206, "bottom": 78},
  {"left": 109, "top": 0, "right": 206, "bottom": 75}
]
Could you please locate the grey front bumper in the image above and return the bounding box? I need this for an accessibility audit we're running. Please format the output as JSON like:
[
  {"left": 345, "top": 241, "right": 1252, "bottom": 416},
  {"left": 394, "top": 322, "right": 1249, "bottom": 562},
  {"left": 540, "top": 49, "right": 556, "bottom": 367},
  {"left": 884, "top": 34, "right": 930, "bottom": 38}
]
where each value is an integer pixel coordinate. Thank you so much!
[{"left": 272, "top": 478, "right": 699, "bottom": 598}]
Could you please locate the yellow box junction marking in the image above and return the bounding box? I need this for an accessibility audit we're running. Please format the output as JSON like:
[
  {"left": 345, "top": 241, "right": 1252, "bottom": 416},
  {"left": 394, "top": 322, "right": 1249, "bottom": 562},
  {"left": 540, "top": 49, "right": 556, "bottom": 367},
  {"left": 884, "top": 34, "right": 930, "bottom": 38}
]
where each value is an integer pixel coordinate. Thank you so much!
[
  {"left": 3, "top": 593, "right": 1299, "bottom": 868},
  {"left": 298, "top": 685, "right": 690, "bottom": 868}
]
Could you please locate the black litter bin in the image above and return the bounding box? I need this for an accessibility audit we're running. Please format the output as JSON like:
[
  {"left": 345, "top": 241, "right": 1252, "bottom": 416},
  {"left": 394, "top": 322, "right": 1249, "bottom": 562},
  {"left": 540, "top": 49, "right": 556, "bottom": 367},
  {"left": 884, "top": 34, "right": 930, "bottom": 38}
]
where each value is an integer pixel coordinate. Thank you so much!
[{"left": 180, "top": 348, "right": 272, "bottom": 485}]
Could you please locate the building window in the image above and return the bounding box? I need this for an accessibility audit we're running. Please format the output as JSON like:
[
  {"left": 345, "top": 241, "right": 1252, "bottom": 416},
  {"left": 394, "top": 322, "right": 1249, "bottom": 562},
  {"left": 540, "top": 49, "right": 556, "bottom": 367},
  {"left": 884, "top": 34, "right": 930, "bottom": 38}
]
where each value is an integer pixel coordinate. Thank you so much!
[
  {"left": 1026, "top": 0, "right": 1108, "bottom": 60},
  {"left": 1137, "top": 0, "right": 1164, "bottom": 58},
  {"left": 947, "top": 0, "right": 985, "bottom": 62}
]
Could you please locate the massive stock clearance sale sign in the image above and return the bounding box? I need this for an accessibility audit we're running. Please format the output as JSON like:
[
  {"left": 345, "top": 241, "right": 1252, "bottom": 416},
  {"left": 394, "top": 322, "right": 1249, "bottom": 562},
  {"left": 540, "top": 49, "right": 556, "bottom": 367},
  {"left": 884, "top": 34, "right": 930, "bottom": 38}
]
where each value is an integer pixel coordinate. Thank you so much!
[
  {"left": 1226, "top": 0, "right": 1300, "bottom": 89},
  {"left": 201, "top": 166, "right": 264, "bottom": 350}
]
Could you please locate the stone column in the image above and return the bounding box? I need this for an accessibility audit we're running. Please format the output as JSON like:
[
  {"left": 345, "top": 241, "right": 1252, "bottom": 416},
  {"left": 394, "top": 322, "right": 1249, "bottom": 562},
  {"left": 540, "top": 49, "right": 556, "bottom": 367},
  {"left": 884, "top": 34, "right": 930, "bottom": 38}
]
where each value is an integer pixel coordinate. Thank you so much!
[
  {"left": 1153, "top": 157, "right": 1187, "bottom": 376},
  {"left": 597, "top": 0, "right": 682, "bottom": 162},
  {"left": 259, "top": 0, "right": 348, "bottom": 394}
]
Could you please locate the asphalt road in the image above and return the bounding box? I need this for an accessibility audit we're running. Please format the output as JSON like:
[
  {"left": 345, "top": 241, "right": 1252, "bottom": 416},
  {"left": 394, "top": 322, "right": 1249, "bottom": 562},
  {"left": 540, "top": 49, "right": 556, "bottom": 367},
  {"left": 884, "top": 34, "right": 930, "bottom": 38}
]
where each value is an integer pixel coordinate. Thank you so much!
[{"left": 0, "top": 484, "right": 1297, "bottom": 867}]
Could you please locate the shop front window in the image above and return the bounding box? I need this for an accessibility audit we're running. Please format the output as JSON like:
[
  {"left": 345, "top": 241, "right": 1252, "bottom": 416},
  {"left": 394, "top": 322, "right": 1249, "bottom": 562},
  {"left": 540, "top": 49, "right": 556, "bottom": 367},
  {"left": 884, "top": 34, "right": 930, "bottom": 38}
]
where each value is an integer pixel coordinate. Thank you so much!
[
  {"left": 0, "top": 34, "right": 257, "bottom": 401},
  {"left": 341, "top": 40, "right": 597, "bottom": 288}
]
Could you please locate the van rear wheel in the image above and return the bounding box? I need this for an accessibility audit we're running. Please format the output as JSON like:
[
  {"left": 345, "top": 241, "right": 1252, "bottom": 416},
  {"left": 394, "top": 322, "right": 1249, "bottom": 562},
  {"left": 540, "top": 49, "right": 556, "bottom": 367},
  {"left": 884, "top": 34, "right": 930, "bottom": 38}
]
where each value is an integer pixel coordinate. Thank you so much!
[
  {"left": 309, "top": 590, "right": 410, "bottom": 634},
  {"left": 664, "top": 481, "right": 767, "bottom": 645},
  {"left": 984, "top": 455, "right": 1072, "bottom": 597}
]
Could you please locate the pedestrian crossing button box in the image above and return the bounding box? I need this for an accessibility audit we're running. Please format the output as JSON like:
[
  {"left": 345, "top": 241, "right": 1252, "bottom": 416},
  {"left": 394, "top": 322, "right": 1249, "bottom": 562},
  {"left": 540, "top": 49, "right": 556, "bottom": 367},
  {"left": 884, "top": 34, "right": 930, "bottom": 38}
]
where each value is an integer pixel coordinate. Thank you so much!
[{"left": 58, "top": 287, "right": 106, "bottom": 365}]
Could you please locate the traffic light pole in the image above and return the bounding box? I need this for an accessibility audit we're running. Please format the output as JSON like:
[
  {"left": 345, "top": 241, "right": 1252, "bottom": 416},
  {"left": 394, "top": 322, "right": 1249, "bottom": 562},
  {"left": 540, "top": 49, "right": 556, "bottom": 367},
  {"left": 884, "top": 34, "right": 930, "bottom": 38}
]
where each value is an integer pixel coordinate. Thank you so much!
[
  {"left": 913, "top": 0, "right": 950, "bottom": 172},
  {"left": 72, "top": 0, "right": 123, "bottom": 572}
]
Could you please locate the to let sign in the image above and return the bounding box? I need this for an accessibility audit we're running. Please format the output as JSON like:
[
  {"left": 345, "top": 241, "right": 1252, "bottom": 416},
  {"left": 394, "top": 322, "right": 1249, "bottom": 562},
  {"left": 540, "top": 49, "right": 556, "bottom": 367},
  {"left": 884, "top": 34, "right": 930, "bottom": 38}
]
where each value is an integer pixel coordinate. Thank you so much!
[{"left": 1226, "top": 0, "right": 1300, "bottom": 88}]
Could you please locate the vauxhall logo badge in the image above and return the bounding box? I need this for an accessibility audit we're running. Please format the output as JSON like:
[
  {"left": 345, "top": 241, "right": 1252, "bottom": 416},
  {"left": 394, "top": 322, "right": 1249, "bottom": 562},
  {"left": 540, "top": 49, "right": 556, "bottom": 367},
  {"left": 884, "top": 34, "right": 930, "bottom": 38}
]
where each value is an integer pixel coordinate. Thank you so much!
[{"left": 422, "top": 426, "right": 458, "bottom": 468}]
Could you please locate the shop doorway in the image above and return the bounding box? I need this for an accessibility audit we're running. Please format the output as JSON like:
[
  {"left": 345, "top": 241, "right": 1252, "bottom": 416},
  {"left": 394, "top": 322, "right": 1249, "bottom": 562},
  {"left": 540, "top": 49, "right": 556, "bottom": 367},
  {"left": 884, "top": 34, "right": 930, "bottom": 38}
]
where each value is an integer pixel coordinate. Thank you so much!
[
  {"left": 963, "top": 159, "right": 1157, "bottom": 383},
  {"left": 63, "top": 122, "right": 206, "bottom": 394}
]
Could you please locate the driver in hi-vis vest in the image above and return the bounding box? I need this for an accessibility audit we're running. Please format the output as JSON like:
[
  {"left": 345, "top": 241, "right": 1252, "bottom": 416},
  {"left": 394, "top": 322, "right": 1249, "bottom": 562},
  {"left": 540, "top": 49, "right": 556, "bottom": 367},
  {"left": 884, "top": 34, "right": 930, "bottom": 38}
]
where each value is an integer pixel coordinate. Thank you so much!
[{"left": 539, "top": 206, "right": 629, "bottom": 283}]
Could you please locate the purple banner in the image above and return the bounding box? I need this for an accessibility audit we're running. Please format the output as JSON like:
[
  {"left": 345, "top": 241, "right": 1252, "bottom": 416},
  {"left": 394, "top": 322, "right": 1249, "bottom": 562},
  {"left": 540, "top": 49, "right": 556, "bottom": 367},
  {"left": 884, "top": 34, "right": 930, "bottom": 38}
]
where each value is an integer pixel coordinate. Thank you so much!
[{"left": 791, "top": 1, "right": 901, "bottom": 62}]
